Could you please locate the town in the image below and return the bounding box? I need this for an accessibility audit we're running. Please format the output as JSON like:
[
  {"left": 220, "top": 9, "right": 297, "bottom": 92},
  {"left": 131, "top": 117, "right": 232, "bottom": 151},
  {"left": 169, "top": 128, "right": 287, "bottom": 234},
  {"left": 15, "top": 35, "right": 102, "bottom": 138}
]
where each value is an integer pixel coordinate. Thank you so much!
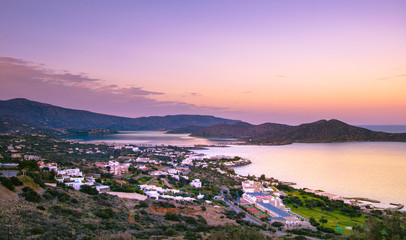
[{"left": 0, "top": 135, "right": 402, "bottom": 239}]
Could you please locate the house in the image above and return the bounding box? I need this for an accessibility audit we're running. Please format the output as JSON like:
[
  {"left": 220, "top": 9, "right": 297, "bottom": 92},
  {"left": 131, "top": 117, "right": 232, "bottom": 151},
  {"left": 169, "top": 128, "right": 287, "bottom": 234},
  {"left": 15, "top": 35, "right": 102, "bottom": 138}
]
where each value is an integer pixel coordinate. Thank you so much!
[
  {"left": 190, "top": 179, "right": 202, "bottom": 188},
  {"left": 213, "top": 196, "right": 223, "bottom": 200},
  {"left": 145, "top": 191, "right": 159, "bottom": 200},
  {"left": 96, "top": 185, "right": 110, "bottom": 193},
  {"left": 242, "top": 192, "right": 271, "bottom": 204},
  {"left": 167, "top": 168, "right": 178, "bottom": 174},
  {"left": 175, "top": 166, "right": 190, "bottom": 174},
  {"left": 108, "top": 160, "right": 130, "bottom": 175},
  {"left": 150, "top": 171, "right": 168, "bottom": 176},
  {"left": 65, "top": 177, "right": 95, "bottom": 191},
  {"left": 58, "top": 168, "right": 82, "bottom": 177},
  {"left": 11, "top": 153, "right": 22, "bottom": 158},
  {"left": 242, "top": 180, "right": 264, "bottom": 193}
]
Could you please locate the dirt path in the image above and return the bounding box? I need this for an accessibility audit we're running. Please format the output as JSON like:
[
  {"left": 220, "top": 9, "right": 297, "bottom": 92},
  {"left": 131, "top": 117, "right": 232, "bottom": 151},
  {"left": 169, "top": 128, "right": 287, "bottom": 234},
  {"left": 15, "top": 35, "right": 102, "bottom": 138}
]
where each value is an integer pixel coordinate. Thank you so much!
[{"left": 162, "top": 178, "right": 173, "bottom": 188}]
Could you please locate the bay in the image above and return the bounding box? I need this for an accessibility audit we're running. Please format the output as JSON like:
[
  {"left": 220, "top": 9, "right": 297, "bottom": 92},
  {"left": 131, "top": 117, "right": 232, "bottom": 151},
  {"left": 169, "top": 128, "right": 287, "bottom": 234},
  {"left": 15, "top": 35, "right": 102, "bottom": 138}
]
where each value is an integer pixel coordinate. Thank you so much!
[
  {"left": 195, "top": 142, "right": 406, "bottom": 208},
  {"left": 66, "top": 131, "right": 237, "bottom": 147},
  {"left": 358, "top": 125, "right": 406, "bottom": 133},
  {"left": 68, "top": 131, "right": 406, "bottom": 208}
]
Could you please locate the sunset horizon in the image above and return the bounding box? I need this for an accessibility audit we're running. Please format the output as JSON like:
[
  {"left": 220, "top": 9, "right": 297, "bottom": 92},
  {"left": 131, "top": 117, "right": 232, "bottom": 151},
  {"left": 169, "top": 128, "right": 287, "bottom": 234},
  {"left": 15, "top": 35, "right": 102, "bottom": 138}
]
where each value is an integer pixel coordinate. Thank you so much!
[{"left": 1, "top": 0, "right": 405, "bottom": 125}]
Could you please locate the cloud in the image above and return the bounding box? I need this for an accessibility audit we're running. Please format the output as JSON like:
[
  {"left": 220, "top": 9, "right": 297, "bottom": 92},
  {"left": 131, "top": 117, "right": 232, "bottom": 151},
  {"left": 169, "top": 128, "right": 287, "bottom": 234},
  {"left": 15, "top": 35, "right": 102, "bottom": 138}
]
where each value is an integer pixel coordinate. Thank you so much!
[
  {"left": 189, "top": 92, "right": 201, "bottom": 97},
  {"left": 0, "top": 56, "right": 226, "bottom": 118},
  {"left": 375, "top": 74, "right": 406, "bottom": 81}
]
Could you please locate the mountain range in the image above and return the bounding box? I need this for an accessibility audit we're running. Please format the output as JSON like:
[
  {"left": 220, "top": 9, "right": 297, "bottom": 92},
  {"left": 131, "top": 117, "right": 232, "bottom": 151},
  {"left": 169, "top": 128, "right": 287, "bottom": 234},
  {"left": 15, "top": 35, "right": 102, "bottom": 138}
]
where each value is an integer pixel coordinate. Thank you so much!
[
  {"left": 171, "top": 120, "right": 406, "bottom": 144},
  {"left": 0, "top": 98, "right": 241, "bottom": 133},
  {"left": 1, "top": 98, "right": 405, "bottom": 144}
]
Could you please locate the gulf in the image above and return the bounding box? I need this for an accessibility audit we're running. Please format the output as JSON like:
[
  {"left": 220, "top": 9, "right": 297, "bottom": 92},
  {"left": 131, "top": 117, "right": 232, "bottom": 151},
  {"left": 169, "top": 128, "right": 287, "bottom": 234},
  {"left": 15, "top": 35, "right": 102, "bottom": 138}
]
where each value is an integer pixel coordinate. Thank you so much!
[{"left": 195, "top": 142, "right": 406, "bottom": 208}]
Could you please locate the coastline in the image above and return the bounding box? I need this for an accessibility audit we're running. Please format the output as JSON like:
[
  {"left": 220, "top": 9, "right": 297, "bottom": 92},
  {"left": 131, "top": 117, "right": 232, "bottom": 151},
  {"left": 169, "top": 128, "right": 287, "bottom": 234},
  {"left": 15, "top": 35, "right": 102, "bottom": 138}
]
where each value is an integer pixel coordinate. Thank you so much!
[{"left": 64, "top": 133, "right": 406, "bottom": 210}]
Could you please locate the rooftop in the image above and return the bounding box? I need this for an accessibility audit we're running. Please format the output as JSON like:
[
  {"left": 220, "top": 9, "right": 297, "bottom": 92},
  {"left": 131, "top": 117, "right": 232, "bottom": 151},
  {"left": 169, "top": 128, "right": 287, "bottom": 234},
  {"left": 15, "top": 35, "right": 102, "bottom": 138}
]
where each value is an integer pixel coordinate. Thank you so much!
[
  {"left": 246, "top": 192, "right": 270, "bottom": 197},
  {"left": 257, "top": 202, "right": 291, "bottom": 217}
]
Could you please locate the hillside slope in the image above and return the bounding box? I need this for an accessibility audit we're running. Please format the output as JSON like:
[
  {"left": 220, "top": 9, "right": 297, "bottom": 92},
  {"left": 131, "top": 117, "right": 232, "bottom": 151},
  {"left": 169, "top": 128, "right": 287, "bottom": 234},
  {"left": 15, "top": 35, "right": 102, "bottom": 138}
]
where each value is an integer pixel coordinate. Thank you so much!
[
  {"left": 190, "top": 119, "right": 406, "bottom": 144},
  {"left": 0, "top": 98, "right": 241, "bottom": 131},
  {"left": 191, "top": 122, "right": 290, "bottom": 138}
]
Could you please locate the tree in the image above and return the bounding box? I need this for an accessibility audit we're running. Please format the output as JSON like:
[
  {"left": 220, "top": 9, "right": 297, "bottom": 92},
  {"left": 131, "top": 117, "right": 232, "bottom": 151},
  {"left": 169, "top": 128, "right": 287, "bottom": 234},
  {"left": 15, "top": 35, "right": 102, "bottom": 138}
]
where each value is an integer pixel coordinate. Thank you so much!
[
  {"left": 320, "top": 218, "right": 328, "bottom": 225},
  {"left": 164, "top": 211, "right": 179, "bottom": 221},
  {"left": 18, "top": 160, "right": 39, "bottom": 172},
  {"left": 20, "top": 187, "right": 41, "bottom": 203},
  {"left": 164, "top": 228, "right": 177, "bottom": 236},
  {"left": 271, "top": 222, "right": 284, "bottom": 228},
  {"left": 80, "top": 185, "right": 98, "bottom": 195}
]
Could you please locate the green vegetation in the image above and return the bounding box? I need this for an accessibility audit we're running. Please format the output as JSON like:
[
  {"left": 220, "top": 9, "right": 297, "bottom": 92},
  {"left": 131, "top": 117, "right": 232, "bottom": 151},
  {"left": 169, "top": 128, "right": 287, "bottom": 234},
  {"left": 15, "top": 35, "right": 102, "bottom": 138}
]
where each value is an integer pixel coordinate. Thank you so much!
[
  {"left": 80, "top": 185, "right": 99, "bottom": 195},
  {"left": 349, "top": 211, "right": 406, "bottom": 240},
  {"left": 20, "top": 186, "right": 41, "bottom": 202},
  {"left": 1, "top": 134, "right": 404, "bottom": 240},
  {"left": 283, "top": 190, "right": 366, "bottom": 235},
  {"left": 209, "top": 224, "right": 272, "bottom": 240}
]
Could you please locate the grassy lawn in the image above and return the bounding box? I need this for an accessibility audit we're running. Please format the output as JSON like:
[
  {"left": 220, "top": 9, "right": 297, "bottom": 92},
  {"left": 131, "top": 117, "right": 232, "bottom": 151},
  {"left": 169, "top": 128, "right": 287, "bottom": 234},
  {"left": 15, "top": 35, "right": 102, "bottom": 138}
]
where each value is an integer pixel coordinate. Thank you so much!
[
  {"left": 138, "top": 176, "right": 153, "bottom": 183},
  {"left": 287, "top": 203, "right": 365, "bottom": 235}
]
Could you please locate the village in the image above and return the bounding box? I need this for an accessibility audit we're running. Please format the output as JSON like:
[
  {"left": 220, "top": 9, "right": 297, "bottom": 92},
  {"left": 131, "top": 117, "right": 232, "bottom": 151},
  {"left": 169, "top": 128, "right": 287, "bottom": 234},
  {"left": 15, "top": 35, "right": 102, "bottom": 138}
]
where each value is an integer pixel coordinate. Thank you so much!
[{"left": 0, "top": 135, "right": 391, "bottom": 238}]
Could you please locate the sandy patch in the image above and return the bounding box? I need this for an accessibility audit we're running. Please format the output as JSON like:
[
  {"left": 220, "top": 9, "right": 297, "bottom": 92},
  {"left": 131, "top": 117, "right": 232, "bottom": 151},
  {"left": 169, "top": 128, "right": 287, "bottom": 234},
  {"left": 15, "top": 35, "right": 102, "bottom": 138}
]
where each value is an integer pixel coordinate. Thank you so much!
[{"left": 106, "top": 192, "right": 147, "bottom": 200}]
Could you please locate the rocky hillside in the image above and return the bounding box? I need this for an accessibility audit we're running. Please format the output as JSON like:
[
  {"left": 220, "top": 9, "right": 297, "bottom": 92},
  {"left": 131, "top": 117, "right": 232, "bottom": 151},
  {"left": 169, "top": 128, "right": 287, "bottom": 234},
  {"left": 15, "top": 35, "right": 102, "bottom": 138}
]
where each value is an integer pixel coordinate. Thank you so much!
[
  {"left": 186, "top": 119, "right": 406, "bottom": 145},
  {"left": 0, "top": 98, "right": 241, "bottom": 131}
]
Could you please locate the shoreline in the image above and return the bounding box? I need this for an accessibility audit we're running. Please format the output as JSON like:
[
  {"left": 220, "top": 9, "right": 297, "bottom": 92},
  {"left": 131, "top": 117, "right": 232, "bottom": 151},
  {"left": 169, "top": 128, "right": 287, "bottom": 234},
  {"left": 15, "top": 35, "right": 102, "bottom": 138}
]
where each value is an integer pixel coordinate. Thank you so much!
[{"left": 63, "top": 136, "right": 405, "bottom": 210}]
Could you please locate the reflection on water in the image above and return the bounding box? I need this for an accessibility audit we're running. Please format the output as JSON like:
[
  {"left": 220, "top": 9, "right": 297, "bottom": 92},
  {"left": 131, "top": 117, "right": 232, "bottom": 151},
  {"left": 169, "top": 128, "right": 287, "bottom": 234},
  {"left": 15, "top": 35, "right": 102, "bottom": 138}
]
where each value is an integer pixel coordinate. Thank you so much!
[
  {"left": 195, "top": 142, "right": 406, "bottom": 208},
  {"left": 66, "top": 131, "right": 237, "bottom": 146}
]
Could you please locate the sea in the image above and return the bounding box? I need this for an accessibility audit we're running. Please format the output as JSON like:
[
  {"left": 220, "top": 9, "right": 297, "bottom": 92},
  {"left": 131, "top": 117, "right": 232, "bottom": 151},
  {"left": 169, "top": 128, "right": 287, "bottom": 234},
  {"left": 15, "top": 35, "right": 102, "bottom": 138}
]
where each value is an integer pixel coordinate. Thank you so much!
[{"left": 66, "top": 125, "right": 406, "bottom": 208}]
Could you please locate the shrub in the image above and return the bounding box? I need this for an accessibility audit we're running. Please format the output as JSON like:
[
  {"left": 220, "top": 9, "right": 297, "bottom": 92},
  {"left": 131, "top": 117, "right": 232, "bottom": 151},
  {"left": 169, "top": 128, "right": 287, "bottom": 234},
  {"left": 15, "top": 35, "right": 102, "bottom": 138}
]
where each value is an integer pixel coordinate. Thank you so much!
[
  {"left": 185, "top": 231, "right": 200, "bottom": 240},
  {"left": 197, "top": 215, "right": 207, "bottom": 225},
  {"left": 43, "top": 188, "right": 74, "bottom": 203},
  {"left": 135, "top": 200, "right": 148, "bottom": 208},
  {"left": 80, "top": 185, "right": 99, "bottom": 195},
  {"left": 164, "top": 211, "right": 179, "bottom": 221},
  {"left": 0, "top": 177, "right": 15, "bottom": 190},
  {"left": 10, "top": 176, "right": 23, "bottom": 186},
  {"left": 30, "top": 227, "right": 44, "bottom": 235},
  {"left": 36, "top": 205, "right": 46, "bottom": 211},
  {"left": 185, "top": 216, "right": 197, "bottom": 225},
  {"left": 164, "top": 228, "right": 177, "bottom": 236},
  {"left": 95, "top": 208, "right": 115, "bottom": 219},
  {"left": 271, "top": 222, "right": 284, "bottom": 228},
  {"left": 20, "top": 187, "right": 41, "bottom": 202}
]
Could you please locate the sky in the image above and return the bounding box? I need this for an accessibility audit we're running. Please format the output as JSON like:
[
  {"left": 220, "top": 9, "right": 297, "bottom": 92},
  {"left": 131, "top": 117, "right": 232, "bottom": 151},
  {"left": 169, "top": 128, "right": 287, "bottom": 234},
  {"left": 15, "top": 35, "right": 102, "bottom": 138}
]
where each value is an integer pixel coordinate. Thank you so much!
[{"left": 0, "top": 0, "right": 405, "bottom": 125}]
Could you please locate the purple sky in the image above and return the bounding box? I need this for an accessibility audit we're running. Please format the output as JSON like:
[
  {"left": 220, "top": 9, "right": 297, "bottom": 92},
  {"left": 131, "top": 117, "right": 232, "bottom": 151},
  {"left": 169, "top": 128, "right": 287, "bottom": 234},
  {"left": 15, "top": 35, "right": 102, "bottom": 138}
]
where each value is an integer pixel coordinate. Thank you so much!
[{"left": 1, "top": 1, "right": 405, "bottom": 124}]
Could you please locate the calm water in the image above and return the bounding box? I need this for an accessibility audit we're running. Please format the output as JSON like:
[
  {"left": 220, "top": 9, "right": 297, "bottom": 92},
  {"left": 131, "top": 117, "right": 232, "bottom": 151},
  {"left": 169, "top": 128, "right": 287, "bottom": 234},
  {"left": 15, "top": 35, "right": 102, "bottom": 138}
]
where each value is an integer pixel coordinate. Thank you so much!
[
  {"left": 359, "top": 125, "right": 406, "bottom": 133},
  {"left": 66, "top": 131, "right": 237, "bottom": 146},
  {"left": 195, "top": 143, "right": 406, "bottom": 208},
  {"left": 68, "top": 130, "right": 406, "bottom": 208}
]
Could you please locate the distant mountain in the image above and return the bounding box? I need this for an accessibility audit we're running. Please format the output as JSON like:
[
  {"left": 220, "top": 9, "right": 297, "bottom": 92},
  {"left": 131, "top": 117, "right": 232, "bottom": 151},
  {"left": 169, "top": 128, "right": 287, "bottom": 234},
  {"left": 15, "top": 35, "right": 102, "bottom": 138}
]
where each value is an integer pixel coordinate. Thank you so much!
[
  {"left": 191, "top": 122, "right": 290, "bottom": 138},
  {"left": 166, "top": 125, "right": 206, "bottom": 134},
  {"left": 0, "top": 115, "right": 64, "bottom": 136},
  {"left": 189, "top": 119, "right": 406, "bottom": 144},
  {"left": 0, "top": 98, "right": 241, "bottom": 132}
]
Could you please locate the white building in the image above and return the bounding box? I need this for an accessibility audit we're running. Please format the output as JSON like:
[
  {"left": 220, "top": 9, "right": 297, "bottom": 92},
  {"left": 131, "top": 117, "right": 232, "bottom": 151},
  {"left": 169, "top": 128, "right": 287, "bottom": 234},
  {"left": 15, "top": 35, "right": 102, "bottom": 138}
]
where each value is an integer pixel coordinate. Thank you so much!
[
  {"left": 108, "top": 160, "right": 130, "bottom": 175},
  {"left": 242, "top": 180, "right": 264, "bottom": 193},
  {"left": 190, "top": 179, "right": 202, "bottom": 188},
  {"left": 96, "top": 185, "right": 110, "bottom": 193},
  {"left": 58, "top": 168, "right": 82, "bottom": 177}
]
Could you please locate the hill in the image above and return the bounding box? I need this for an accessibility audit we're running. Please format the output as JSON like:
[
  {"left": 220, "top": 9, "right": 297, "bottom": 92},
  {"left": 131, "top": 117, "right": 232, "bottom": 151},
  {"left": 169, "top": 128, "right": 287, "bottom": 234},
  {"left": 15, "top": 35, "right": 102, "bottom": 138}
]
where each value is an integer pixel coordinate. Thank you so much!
[
  {"left": 0, "top": 115, "right": 65, "bottom": 136},
  {"left": 191, "top": 122, "right": 290, "bottom": 138},
  {"left": 190, "top": 119, "right": 406, "bottom": 144},
  {"left": 166, "top": 125, "right": 206, "bottom": 134},
  {"left": 0, "top": 98, "right": 241, "bottom": 131}
]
